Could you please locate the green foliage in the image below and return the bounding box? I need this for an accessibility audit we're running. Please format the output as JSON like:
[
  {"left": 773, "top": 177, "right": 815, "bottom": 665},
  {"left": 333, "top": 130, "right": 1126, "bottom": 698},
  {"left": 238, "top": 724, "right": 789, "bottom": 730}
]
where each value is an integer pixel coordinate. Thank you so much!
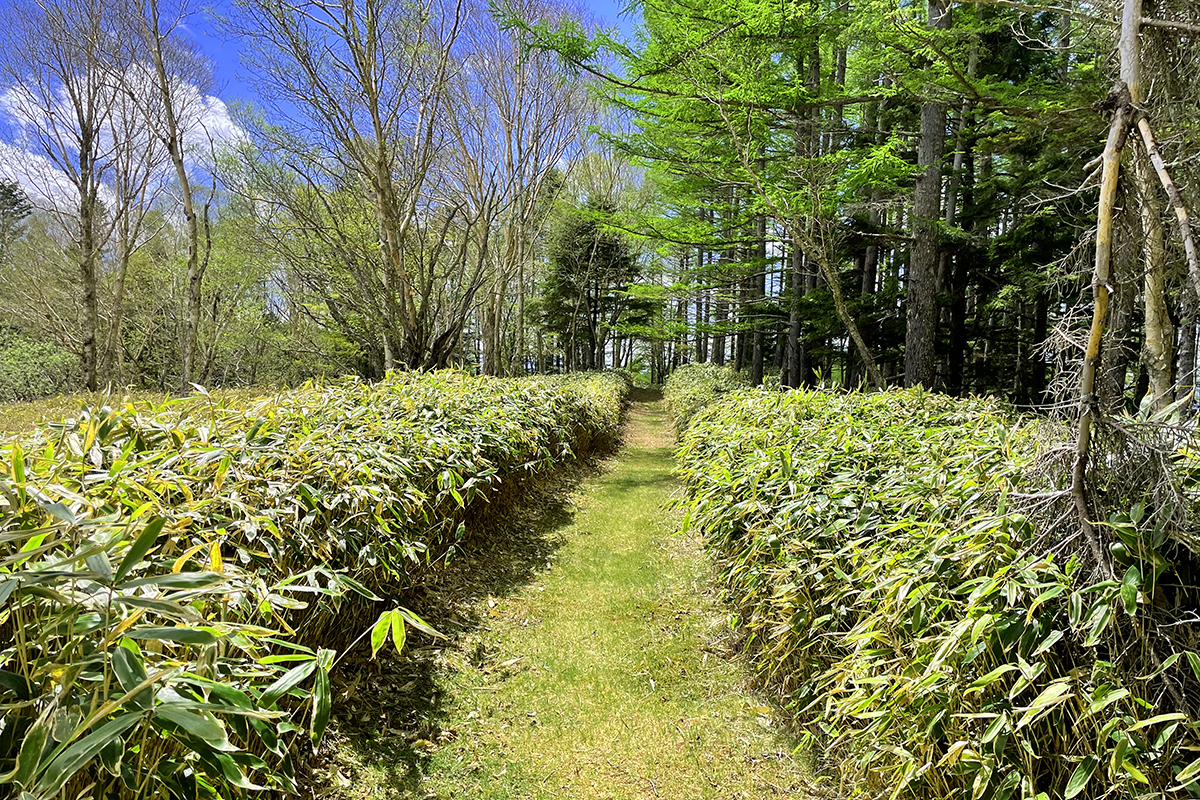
[
  {"left": 662, "top": 363, "right": 750, "bottom": 436},
  {"left": 837, "top": 134, "right": 918, "bottom": 199},
  {"left": 0, "top": 180, "right": 31, "bottom": 262},
  {"left": 0, "top": 330, "right": 80, "bottom": 402},
  {"left": 543, "top": 199, "right": 644, "bottom": 370},
  {"left": 0, "top": 371, "right": 628, "bottom": 799},
  {"left": 675, "top": 383, "right": 1200, "bottom": 799}
]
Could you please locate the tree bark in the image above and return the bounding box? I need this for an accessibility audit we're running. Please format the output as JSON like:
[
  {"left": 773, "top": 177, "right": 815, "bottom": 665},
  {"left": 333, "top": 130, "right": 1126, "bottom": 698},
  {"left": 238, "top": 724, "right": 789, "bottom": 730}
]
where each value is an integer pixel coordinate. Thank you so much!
[
  {"left": 906, "top": 0, "right": 950, "bottom": 388},
  {"left": 1137, "top": 158, "right": 1173, "bottom": 410},
  {"left": 1072, "top": 78, "right": 1132, "bottom": 582},
  {"left": 751, "top": 210, "right": 766, "bottom": 385},
  {"left": 79, "top": 164, "right": 100, "bottom": 392},
  {"left": 787, "top": 242, "right": 803, "bottom": 388},
  {"left": 1177, "top": 285, "right": 1198, "bottom": 408},
  {"left": 1135, "top": 116, "right": 1200, "bottom": 301}
]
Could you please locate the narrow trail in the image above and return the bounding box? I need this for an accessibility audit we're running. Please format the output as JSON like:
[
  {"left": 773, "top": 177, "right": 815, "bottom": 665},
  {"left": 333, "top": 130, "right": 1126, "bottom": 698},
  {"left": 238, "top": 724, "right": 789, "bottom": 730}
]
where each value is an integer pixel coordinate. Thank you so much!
[{"left": 329, "top": 390, "right": 811, "bottom": 798}]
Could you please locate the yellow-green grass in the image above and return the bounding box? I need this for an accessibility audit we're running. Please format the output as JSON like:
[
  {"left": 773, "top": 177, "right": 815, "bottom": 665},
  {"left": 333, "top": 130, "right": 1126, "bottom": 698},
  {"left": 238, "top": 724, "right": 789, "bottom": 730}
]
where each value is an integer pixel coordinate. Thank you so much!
[
  {"left": 320, "top": 389, "right": 813, "bottom": 799},
  {"left": 0, "top": 387, "right": 279, "bottom": 437}
]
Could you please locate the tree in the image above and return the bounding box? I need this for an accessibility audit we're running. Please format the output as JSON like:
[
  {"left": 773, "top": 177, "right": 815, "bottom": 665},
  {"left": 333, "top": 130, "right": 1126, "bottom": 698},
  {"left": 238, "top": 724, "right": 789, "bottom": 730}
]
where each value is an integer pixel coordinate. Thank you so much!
[
  {"left": 906, "top": 0, "right": 951, "bottom": 387},
  {"left": 226, "top": 0, "right": 472, "bottom": 371},
  {"left": 0, "top": 179, "right": 31, "bottom": 263},
  {"left": 447, "top": 0, "right": 592, "bottom": 376},
  {"left": 0, "top": 0, "right": 124, "bottom": 390},
  {"left": 543, "top": 199, "right": 639, "bottom": 370},
  {"left": 130, "top": 0, "right": 219, "bottom": 389},
  {"left": 98, "top": 33, "right": 173, "bottom": 383}
]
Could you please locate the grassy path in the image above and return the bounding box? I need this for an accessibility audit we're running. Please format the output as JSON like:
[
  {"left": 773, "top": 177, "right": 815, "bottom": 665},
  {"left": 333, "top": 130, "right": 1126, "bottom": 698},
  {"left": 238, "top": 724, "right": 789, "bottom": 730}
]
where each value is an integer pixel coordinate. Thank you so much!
[{"left": 326, "top": 390, "right": 810, "bottom": 798}]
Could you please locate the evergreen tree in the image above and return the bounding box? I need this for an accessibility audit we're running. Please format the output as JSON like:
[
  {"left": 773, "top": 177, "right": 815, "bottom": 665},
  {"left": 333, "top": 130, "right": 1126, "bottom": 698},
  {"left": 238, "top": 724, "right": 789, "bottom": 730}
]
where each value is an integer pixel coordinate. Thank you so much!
[
  {"left": 543, "top": 199, "right": 640, "bottom": 370},
  {"left": 0, "top": 180, "right": 32, "bottom": 264}
]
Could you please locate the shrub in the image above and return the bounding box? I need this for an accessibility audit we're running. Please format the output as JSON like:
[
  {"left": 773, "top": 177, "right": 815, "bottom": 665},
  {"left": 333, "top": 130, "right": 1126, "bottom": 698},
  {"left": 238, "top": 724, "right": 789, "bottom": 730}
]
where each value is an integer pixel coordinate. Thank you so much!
[
  {"left": 0, "top": 331, "right": 79, "bottom": 402},
  {"left": 0, "top": 370, "right": 628, "bottom": 799},
  {"left": 676, "top": 386, "right": 1200, "bottom": 800},
  {"left": 662, "top": 363, "right": 749, "bottom": 435}
]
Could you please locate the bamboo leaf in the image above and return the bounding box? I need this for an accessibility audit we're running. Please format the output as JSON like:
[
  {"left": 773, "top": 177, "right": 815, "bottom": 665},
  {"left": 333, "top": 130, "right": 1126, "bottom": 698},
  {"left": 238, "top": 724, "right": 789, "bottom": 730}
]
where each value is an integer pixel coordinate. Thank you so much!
[
  {"left": 1127, "top": 712, "right": 1187, "bottom": 731},
  {"left": 10, "top": 715, "right": 49, "bottom": 788},
  {"left": 370, "top": 613, "right": 390, "bottom": 658},
  {"left": 1187, "top": 651, "right": 1200, "bottom": 683},
  {"left": 114, "top": 517, "right": 166, "bottom": 582},
  {"left": 311, "top": 664, "right": 331, "bottom": 744},
  {"left": 127, "top": 626, "right": 217, "bottom": 645},
  {"left": 399, "top": 607, "right": 444, "bottom": 639},
  {"left": 391, "top": 609, "right": 406, "bottom": 655},
  {"left": 124, "top": 572, "right": 225, "bottom": 590},
  {"left": 110, "top": 645, "right": 150, "bottom": 707},
  {"left": 1120, "top": 565, "right": 1140, "bottom": 615},
  {"left": 1016, "top": 681, "right": 1072, "bottom": 729},
  {"left": 1174, "top": 756, "right": 1200, "bottom": 789},
  {"left": 33, "top": 713, "right": 144, "bottom": 796},
  {"left": 1065, "top": 755, "right": 1098, "bottom": 799},
  {"left": 259, "top": 659, "right": 317, "bottom": 708},
  {"left": 154, "top": 705, "right": 234, "bottom": 752},
  {"left": 966, "top": 665, "right": 1018, "bottom": 692}
]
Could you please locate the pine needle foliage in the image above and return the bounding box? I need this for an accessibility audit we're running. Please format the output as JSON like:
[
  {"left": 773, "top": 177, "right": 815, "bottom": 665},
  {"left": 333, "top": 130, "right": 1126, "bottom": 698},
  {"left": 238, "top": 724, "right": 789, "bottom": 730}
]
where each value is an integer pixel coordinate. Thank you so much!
[
  {"left": 0, "top": 370, "right": 628, "bottom": 799},
  {"left": 672, "top": 379, "right": 1200, "bottom": 800}
]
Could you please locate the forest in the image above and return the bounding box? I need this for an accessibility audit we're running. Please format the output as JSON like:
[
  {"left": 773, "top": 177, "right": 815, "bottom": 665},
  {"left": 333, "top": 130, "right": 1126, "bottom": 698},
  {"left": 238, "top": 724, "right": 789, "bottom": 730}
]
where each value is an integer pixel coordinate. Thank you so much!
[
  {"left": 3, "top": 0, "right": 1200, "bottom": 798},
  {"left": 0, "top": 0, "right": 1191, "bottom": 407}
]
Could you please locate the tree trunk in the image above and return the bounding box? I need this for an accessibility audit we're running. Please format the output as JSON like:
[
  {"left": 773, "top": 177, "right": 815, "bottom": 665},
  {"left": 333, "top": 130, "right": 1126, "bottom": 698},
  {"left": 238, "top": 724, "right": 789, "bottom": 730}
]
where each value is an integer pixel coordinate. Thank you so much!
[
  {"left": 102, "top": 230, "right": 133, "bottom": 385},
  {"left": 79, "top": 178, "right": 100, "bottom": 392},
  {"left": 751, "top": 211, "right": 766, "bottom": 385},
  {"left": 906, "top": 0, "right": 950, "bottom": 388},
  {"left": 713, "top": 292, "right": 727, "bottom": 366},
  {"left": 1177, "top": 287, "right": 1198, "bottom": 408},
  {"left": 787, "top": 242, "right": 802, "bottom": 388},
  {"left": 145, "top": 0, "right": 212, "bottom": 390},
  {"left": 1101, "top": 268, "right": 1136, "bottom": 412},
  {"left": 1072, "top": 45, "right": 1134, "bottom": 581},
  {"left": 1137, "top": 158, "right": 1173, "bottom": 410}
]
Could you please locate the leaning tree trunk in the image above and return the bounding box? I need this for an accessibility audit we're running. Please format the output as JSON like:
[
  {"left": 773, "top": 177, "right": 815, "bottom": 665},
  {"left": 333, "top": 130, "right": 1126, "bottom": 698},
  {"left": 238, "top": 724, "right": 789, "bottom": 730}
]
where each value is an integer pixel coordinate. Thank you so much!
[{"left": 1071, "top": 0, "right": 1138, "bottom": 579}]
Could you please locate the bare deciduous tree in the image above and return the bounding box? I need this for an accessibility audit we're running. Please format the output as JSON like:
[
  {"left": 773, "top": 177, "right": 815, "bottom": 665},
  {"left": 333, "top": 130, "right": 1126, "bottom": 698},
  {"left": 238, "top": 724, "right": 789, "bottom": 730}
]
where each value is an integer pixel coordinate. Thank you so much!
[
  {"left": 228, "top": 0, "right": 471, "bottom": 370},
  {"left": 131, "top": 0, "right": 220, "bottom": 389},
  {"left": 0, "top": 0, "right": 124, "bottom": 389},
  {"left": 447, "top": 0, "right": 591, "bottom": 375}
]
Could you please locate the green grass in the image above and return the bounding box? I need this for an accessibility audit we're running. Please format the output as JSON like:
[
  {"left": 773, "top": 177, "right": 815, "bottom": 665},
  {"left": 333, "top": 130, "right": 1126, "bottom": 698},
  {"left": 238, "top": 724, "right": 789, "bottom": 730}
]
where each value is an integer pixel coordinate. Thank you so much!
[{"left": 317, "top": 388, "right": 811, "bottom": 799}]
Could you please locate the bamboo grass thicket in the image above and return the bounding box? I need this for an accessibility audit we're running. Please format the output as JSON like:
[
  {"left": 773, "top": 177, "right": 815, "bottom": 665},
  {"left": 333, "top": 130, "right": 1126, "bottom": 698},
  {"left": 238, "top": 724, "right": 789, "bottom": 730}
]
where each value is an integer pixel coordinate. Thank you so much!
[
  {"left": 661, "top": 363, "right": 750, "bottom": 436},
  {"left": 668, "top": 368, "right": 1200, "bottom": 799},
  {"left": 0, "top": 370, "right": 629, "bottom": 799}
]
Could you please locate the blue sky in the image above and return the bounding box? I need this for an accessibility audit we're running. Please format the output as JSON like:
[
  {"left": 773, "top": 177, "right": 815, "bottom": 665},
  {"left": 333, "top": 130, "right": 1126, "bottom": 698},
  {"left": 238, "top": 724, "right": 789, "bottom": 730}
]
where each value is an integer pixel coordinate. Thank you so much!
[
  {"left": 1, "top": 1, "right": 639, "bottom": 207},
  {"left": 188, "top": 1, "right": 641, "bottom": 106}
]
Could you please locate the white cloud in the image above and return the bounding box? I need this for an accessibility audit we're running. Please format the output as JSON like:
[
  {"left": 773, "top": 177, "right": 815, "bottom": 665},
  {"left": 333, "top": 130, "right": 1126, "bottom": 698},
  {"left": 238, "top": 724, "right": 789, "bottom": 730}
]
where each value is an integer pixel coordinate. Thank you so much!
[
  {"left": 0, "top": 66, "right": 244, "bottom": 215},
  {"left": 0, "top": 141, "right": 94, "bottom": 211}
]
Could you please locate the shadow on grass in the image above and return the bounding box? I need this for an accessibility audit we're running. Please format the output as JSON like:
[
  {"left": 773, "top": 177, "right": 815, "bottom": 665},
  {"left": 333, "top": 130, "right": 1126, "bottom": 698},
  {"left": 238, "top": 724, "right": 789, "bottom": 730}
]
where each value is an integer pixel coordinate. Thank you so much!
[
  {"left": 307, "top": 451, "right": 604, "bottom": 798},
  {"left": 628, "top": 386, "right": 664, "bottom": 404},
  {"left": 603, "top": 471, "right": 678, "bottom": 493},
  {"left": 309, "top": 392, "right": 678, "bottom": 798}
]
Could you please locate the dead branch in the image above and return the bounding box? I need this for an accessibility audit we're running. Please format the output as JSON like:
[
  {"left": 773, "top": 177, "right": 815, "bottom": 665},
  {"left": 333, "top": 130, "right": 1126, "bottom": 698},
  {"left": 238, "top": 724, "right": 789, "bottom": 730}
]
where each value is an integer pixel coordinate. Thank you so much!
[
  {"left": 1135, "top": 114, "right": 1200, "bottom": 300},
  {"left": 1072, "top": 81, "right": 1131, "bottom": 583}
]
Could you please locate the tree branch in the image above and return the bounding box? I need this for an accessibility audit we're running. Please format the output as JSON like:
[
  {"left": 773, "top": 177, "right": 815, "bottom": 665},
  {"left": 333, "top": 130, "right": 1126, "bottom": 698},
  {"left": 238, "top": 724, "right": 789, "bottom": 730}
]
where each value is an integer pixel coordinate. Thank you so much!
[
  {"left": 1140, "top": 16, "right": 1200, "bottom": 33},
  {"left": 1135, "top": 113, "right": 1200, "bottom": 300}
]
